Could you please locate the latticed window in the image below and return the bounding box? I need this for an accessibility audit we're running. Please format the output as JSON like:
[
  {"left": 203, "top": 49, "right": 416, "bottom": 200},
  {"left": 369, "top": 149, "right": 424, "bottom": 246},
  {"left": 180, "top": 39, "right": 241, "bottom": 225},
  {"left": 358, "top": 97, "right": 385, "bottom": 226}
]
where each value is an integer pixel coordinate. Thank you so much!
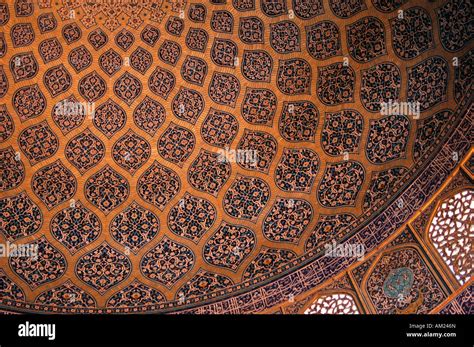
[
  {"left": 304, "top": 293, "right": 359, "bottom": 314},
  {"left": 428, "top": 189, "right": 473, "bottom": 285}
]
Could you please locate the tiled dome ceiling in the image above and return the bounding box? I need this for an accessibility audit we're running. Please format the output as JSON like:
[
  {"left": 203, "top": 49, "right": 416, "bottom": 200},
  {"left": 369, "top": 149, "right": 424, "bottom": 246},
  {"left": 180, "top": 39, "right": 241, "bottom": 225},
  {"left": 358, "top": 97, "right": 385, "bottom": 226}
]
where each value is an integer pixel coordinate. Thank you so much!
[{"left": 0, "top": 0, "right": 472, "bottom": 313}]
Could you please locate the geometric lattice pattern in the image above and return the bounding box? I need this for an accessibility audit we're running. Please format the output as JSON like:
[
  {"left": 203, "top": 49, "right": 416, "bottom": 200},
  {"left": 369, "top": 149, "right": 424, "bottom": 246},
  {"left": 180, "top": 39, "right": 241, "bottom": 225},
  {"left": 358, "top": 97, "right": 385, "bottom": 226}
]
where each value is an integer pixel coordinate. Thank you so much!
[
  {"left": 428, "top": 190, "right": 474, "bottom": 285},
  {"left": 304, "top": 293, "right": 359, "bottom": 315}
]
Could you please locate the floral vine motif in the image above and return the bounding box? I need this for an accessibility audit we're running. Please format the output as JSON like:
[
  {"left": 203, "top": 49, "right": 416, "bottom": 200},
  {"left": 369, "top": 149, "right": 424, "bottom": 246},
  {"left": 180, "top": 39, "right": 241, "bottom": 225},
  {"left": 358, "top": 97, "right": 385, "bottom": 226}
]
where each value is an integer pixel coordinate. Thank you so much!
[
  {"left": 188, "top": 3, "right": 207, "bottom": 22},
  {"left": 14, "top": 0, "right": 34, "bottom": 16},
  {"left": 275, "top": 148, "right": 320, "bottom": 193},
  {"left": 0, "top": 191, "right": 42, "bottom": 241},
  {"left": 159, "top": 40, "right": 182, "bottom": 66},
  {"left": 9, "top": 51, "right": 38, "bottom": 82},
  {"left": 43, "top": 64, "right": 72, "bottom": 97},
  {"left": 172, "top": 87, "right": 205, "bottom": 124},
  {"left": 201, "top": 108, "right": 239, "bottom": 148},
  {"left": 18, "top": 121, "right": 59, "bottom": 165},
  {"left": 360, "top": 62, "right": 401, "bottom": 112},
  {"left": 133, "top": 96, "right": 166, "bottom": 136},
  {"left": 11, "top": 23, "right": 35, "bottom": 47},
  {"left": 0, "top": 105, "right": 14, "bottom": 142},
  {"left": 158, "top": 122, "right": 195, "bottom": 167},
  {"left": 270, "top": 20, "right": 300, "bottom": 54},
  {"left": 50, "top": 201, "right": 101, "bottom": 255},
  {"left": 413, "top": 110, "right": 452, "bottom": 162},
  {"left": 9, "top": 236, "right": 67, "bottom": 290},
  {"left": 208, "top": 72, "right": 240, "bottom": 107},
  {"left": 407, "top": 56, "right": 448, "bottom": 112},
  {"left": 68, "top": 45, "right": 92, "bottom": 73},
  {"left": 203, "top": 221, "right": 256, "bottom": 271},
  {"left": 140, "top": 236, "right": 195, "bottom": 288},
  {"left": 99, "top": 49, "right": 122, "bottom": 76},
  {"left": 211, "top": 38, "right": 237, "bottom": 68},
  {"left": 210, "top": 10, "right": 234, "bottom": 33},
  {"left": 88, "top": 29, "right": 108, "bottom": 50},
  {"left": 166, "top": 16, "right": 185, "bottom": 36},
  {"left": 137, "top": 161, "right": 180, "bottom": 210},
  {"left": 305, "top": 214, "right": 356, "bottom": 253},
  {"left": 38, "top": 37, "right": 63, "bottom": 63},
  {"left": 347, "top": 16, "right": 387, "bottom": 63},
  {"left": 366, "top": 115, "right": 410, "bottom": 164},
  {"left": 31, "top": 160, "right": 77, "bottom": 210},
  {"left": 0, "top": 146, "right": 24, "bottom": 191},
  {"left": 242, "top": 50, "right": 273, "bottom": 82},
  {"left": 93, "top": 99, "right": 127, "bottom": 138},
  {"left": 40, "top": 11, "right": 57, "bottom": 30},
  {"left": 454, "top": 49, "right": 473, "bottom": 103},
  {"left": 52, "top": 95, "right": 85, "bottom": 135},
  {"left": 176, "top": 270, "right": 234, "bottom": 299},
  {"left": 181, "top": 56, "right": 208, "bottom": 86},
  {"left": 84, "top": 165, "right": 130, "bottom": 215},
  {"left": 242, "top": 247, "right": 296, "bottom": 280},
  {"left": 13, "top": 84, "right": 46, "bottom": 122},
  {"left": 130, "top": 47, "right": 153, "bottom": 74},
  {"left": 113, "top": 72, "right": 142, "bottom": 106},
  {"left": 437, "top": 0, "right": 474, "bottom": 52},
  {"left": 0, "top": 269, "right": 25, "bottom": 302},
  {"left": 223, "top": 175, "right": 270, "bottom": 222},
  {"left": 363, "top": 167, "right": 409, "bottom": 211},
  {"left": 110, "top": 201, "right": 159, "bottom": 254},
  {"left": 186, "top": 28, "right": 209, "bottom": 52},
  {"left": 390, "top": 6, "right": 434, "bottom": 60},
  {"left": 306, "top": 21, "right": 341, "bottom": 60},
  {"left": 188, "top": 150, "right": 231, "bottom": 197},
  {"left": 239, "top": 17, "right": 264, "bottom": 44},
  {"left": 65, "top": 129, "right": 105, "bottom": 174},
  {"left": 78, "top": 71, "right": 106, "bottom": 102},
  {"left": 321, "top": 110, "right": 363, "bottom": 156},
  {"left": 75, "top": 242, "right": 132, "bottom": 295},
  {"left": 35, "top": 280, "right": 97, "bottom": 309},
  {"left": 261, "top": 0, "right": 287, "bottom": 17},
  {"left": 317, "top": 161, "right": 365, "bottom": 207},
  {"left": 279, "top": 101, "right": 319, "bottom": 143},
  {"left": 106, "top": 279, "right": 166, "bottom": 308},
  {"left": 329, "top": 0, "right": 366, "bottom": 18},
  {"left": 38, "top": 38, "right": 63, "bottom": 64},
  {"left": 263, "top": 198, "right": 313, "bottom": 243},
  {"left": 112, "top": 130, "right": 151, "bottom": 175},
  {"left": 372, "top": 0, "right": 407, "bottom": 12},
  {"left": 317, "top": 63, "right": 355, "bottom": 105},
  {"left": 241, "top": 88, "right": 277, "bottom": 126},
  {"left": 148, "top": 66, "right": 175, "bottom": 99},
  {"left": 236, "top": 130, "right": 277, "bottom": 173},
  {"left": 168, "top": 193, "right": 217, "bottom": 243},
  {"left": 62, "top": 23, "right": 82, "bottom": 44},
  {"left": 292, "top": 0, "right": 324, "bottom": 19},
  {"left": 115, "top": 29, "right": 135, "bottom": 51},
  {"left": 277, "top": 59, "right": 311, "bottom": 95}
]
